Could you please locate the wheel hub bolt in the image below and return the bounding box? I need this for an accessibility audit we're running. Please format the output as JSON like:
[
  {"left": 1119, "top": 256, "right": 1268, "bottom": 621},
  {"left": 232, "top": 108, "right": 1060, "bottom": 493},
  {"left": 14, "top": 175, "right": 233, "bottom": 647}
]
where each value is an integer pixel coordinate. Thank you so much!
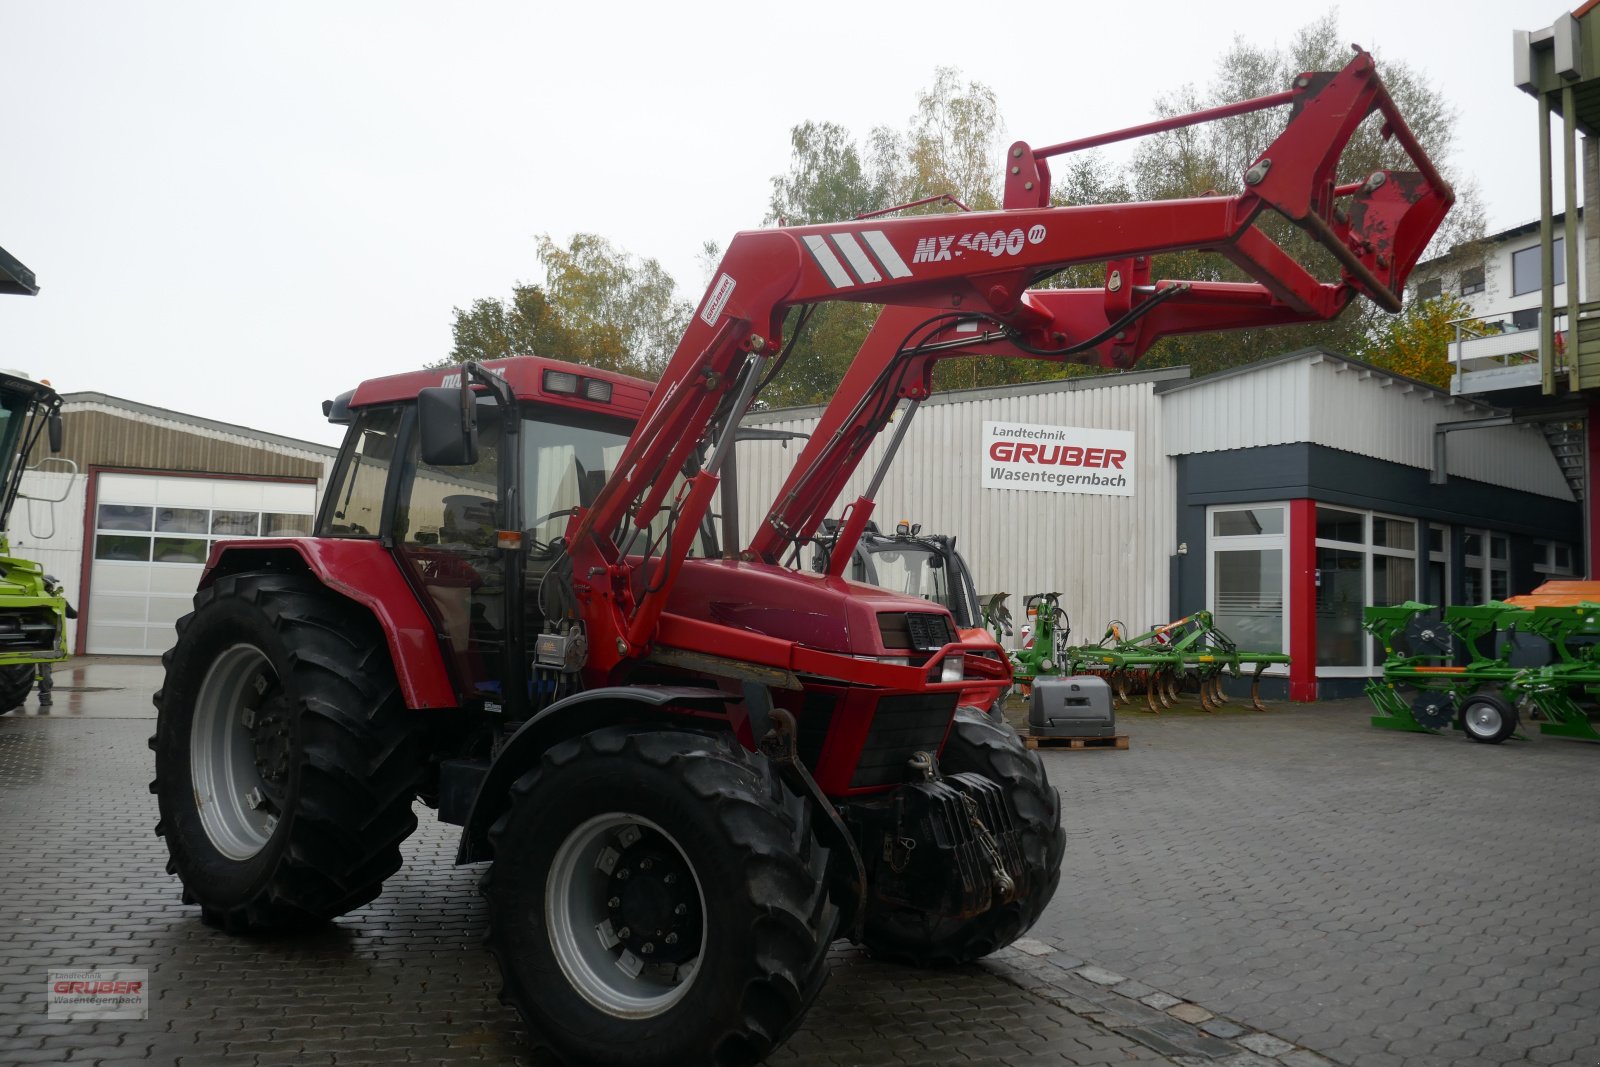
[
  {"left": 616, "top": 868, "right": 631, "bottom": 880},
  {"left": 663, "top": 873, "right": 677, "bottom": 885},
  {"left": 616, "top": 926, "right": 631, "bottom": 940},
  {"left": 608, "top": 896, "right": 620, "bottom": 909},
  {"left": 674, "top": 903, "right": 688, "bottom": 916},
  {"left": 664, "top": 932, "right": 678, "bottom": 945},
  {"left": 641, "top": 942, "right": 655, "bottom": 955},
  {"left": 640, "top": 858, "right": 653, "bottom": 871}
]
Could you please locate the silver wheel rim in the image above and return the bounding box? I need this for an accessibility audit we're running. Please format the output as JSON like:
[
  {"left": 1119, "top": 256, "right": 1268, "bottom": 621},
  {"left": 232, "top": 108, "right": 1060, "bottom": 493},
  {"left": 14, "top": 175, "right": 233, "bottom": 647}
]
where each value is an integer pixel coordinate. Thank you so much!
[
  {"left": 190, "top": 644, "right": 281, "bottom": 860},
  {"left": 1466, "top": 701, "right": 1503, "bottom": 737},
  {"left": 546, "top": 813, "right": 706, "bottom": 1019}
]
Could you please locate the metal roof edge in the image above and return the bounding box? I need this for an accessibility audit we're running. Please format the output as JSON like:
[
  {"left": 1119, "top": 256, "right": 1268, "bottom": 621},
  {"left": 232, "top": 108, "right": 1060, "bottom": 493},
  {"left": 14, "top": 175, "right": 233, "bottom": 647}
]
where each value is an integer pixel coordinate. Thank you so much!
[
  {"left": 1154, "top": 346, "right": 1341, "bottom": 394},
  {"left": 1415, "top": 207, "right": 1582, "bottom": 270},
  {"left": 1155, "top": 347, "right": 1503, "bottom": 415},
  {"left": 747, "top": 365, "right": 1191, "bottom": 424},
  {"left": 60, "top": 392, "right": 340, "bottom": 458}
]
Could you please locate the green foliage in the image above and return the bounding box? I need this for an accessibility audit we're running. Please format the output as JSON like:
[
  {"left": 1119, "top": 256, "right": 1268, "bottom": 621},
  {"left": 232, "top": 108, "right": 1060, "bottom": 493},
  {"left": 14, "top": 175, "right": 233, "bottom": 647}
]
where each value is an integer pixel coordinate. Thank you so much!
[
  {"left": 535, "top": 234, "right": 690, "bottom": 378},
  {"left": 899, "top": 69, "right": 1002, "bottom": 211},
  {"left": 444, "top": 10, "right": 1481, "bottom": 405},
  {"left": 1357, "top": 292, "right": 1474, "bottom": 390},
  {"left": 760, "top": 69, "right": 1015, "bottom": 405},
  {"left": 438, "top": 285, "right": 575, "bottom": 369},
  {"left": 438, "top": 234, "right": 691, "bottom": 379}
]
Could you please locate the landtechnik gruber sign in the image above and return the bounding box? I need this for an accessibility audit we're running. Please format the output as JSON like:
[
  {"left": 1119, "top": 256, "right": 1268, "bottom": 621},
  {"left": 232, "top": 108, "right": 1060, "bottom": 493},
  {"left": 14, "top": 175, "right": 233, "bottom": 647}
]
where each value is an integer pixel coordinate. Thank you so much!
[{"left": 981, "top": 421, "right": 1135, "bottom": 496}]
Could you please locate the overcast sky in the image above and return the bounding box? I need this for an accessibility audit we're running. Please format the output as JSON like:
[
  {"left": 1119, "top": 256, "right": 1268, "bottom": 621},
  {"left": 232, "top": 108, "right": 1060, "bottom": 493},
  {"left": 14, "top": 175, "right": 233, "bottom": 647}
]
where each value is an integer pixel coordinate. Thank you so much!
[{"left": 0, "top": 1, "right": 1568, "bottom": 446}]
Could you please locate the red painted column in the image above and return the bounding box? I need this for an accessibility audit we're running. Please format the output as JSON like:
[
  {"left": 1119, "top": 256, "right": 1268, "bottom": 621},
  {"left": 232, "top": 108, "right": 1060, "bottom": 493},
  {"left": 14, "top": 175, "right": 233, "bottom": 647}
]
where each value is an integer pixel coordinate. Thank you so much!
[
  {"left": 1288, "top": 498, "right": 1318, "bottom": 702},
  {"left": 1588, "top": 401, "right": 1600, "bottom": 578}
]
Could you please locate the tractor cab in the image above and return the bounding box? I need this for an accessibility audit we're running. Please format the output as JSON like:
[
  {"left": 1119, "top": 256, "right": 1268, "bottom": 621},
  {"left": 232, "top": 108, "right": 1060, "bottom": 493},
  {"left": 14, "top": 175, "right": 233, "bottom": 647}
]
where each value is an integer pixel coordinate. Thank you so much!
[
  {"left": 319, "top": 357, "right": 662, "bottom": 709},
  {"left": 815, "top": 518, "right": 982, "bottom": 630}
]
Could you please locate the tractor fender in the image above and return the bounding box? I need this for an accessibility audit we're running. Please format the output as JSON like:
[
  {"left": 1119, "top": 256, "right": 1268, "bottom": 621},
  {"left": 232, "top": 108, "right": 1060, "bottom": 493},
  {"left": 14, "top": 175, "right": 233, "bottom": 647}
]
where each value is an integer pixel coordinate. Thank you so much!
[
  {"left": 456, "top": 685, "right": 739, "bottom": 863},
  {"left": 202, "top": 539, "right": 458, "bottom": 711}
]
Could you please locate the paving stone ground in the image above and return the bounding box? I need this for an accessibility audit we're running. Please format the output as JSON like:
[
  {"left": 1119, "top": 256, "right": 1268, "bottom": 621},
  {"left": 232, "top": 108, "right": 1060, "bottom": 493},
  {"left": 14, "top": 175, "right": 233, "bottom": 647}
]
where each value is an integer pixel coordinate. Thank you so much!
[
  {"left": 1023, "top": 697, "right": 1600, "bottom": 1067},
  {"left": 0, "top": 666, "right": 1188, "bottom": 1066},
  {"left": 3, "top": 661, "right": 1597, "bottom": 1066}
]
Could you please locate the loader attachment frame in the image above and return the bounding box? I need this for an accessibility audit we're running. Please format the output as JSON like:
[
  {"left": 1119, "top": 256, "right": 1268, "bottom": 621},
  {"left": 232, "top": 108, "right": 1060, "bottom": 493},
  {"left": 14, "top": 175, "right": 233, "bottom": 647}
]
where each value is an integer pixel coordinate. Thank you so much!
[{"left": 564, "top": 49, "right": 1451, "bottom": 676}]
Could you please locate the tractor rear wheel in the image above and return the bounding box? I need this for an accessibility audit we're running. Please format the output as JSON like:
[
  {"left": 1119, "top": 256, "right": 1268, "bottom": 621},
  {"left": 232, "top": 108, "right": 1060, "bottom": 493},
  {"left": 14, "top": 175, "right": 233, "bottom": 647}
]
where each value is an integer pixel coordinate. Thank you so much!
[
  {"left": 0, "top": 664, "right": 34, "bottom": 714},
  {"left": 150, "top": 572, "right": 424, "bottom": 930},
  {"left": 482, "top": 726, "right": 838, "bottom": 1067},
  {"left": 862, "top": 707, "right": 1064, "bottom": 966}
]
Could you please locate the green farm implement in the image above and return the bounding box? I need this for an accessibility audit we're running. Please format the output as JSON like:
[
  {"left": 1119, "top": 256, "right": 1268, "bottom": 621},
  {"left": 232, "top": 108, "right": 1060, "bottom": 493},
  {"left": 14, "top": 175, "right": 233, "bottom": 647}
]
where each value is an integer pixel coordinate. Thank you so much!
[
  {"left": 1064, "top": 611, "right": 1290, "bottom": 713},
  {"left": 1012, "top": 593, "right": 1068, "bottom": 682},
  {"left": 981, "top": 592, "right": 1013, "bottom": 648},
  {"left": 1364, "top": 594, "right": 1600, "bottom": 745}
]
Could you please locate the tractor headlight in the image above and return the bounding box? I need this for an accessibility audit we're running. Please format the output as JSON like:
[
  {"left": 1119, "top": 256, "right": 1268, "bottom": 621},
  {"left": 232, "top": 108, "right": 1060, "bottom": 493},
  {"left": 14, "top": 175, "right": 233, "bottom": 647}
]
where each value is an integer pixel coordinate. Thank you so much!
[{"left": 939, "top": 655, "right": 965, "bottom": 683}]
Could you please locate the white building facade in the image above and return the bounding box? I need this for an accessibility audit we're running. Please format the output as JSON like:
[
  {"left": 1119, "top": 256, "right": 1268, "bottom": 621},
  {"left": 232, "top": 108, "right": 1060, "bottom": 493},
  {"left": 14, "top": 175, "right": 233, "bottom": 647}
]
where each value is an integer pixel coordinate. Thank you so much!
[{"left": 737, "top": 349, "right": 1579, "bottom": 700}]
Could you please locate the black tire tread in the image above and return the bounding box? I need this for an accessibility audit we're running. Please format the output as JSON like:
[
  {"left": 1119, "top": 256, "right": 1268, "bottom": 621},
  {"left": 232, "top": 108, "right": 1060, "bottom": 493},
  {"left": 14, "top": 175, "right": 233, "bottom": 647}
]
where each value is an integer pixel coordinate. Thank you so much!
[
  {"left": 482, "top": 726, "right": 837, "bottom": 1067},
  {"left": 0, "top": 663, "right": 34, "bottom": 714},
  {"left": 1460, "top": 691, "right": 1519, "bottom": 745},
  {"left": 863, "top": 707, "right": 1065, "bottom": 967},
  {"left": 152, "top": 571, "right": 423, "bottom": 931}
]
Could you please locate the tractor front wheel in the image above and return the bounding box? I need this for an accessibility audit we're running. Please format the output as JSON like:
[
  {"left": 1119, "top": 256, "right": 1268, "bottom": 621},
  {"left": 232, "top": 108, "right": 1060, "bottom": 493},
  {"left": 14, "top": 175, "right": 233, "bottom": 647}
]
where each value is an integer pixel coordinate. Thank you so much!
[
  {"left": 151, "top": 572, "right": 424, "bottom": 930},
  {"left": 861, "top": 707, "right": 1065, "bottom": 966},
  {"left": 482, "top": 726, "right": 838, "bottom": 1067}
]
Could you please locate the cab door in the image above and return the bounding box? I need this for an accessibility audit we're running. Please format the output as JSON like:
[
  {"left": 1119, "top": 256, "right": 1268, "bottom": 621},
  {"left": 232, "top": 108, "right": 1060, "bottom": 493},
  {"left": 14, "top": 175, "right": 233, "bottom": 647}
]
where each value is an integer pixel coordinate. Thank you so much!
[{"left": 392, "top": 398, "right": 510, "bottom": 705}]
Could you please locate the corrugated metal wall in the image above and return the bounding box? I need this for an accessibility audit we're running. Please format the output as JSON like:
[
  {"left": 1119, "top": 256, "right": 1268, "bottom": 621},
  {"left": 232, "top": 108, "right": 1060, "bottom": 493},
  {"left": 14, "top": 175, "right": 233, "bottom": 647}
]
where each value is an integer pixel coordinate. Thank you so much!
[
  {"left": 36, "top": 403, "right": 330, "bottom": 481},
  {"left": 737, "top": 374, "right": 1177, "bottom": 646},
  {"left": 1164, "top": 353, "right": 1575, "bottom": 501}
]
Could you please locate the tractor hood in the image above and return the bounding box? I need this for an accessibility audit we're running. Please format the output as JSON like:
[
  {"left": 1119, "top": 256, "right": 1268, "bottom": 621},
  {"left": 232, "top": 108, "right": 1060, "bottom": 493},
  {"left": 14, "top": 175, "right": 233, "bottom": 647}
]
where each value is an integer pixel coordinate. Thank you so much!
[{"left": 663, "top": 558, "right": 958, "bottom": 659}]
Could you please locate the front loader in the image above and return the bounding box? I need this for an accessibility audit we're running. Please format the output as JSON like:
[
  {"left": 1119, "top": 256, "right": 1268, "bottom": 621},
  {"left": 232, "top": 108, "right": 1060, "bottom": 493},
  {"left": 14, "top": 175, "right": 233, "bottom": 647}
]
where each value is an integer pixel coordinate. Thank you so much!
[{"left": 152, "top": 50, "right": 1450, "bottom": 1067}]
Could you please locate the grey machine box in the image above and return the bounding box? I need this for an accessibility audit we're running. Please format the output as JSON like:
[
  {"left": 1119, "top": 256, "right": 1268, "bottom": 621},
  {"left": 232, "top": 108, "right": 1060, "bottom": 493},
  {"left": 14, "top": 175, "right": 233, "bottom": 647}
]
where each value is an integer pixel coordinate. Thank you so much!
[{"left": 1029, "top": 675, "right": 1116, "bottom": 738}]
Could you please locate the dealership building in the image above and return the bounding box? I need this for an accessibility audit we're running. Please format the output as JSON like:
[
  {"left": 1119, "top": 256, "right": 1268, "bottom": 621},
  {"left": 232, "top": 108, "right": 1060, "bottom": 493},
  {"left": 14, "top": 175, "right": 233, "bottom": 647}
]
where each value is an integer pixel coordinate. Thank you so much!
[
  {"left": 16, "top": 393, "right": 335, "bottom": 657},
  {"left": 19, "top": 349, "right": 1580, "bottom": 700},
  {"left": 737, "top": 347, "right": 1580, "bottom": 700}
]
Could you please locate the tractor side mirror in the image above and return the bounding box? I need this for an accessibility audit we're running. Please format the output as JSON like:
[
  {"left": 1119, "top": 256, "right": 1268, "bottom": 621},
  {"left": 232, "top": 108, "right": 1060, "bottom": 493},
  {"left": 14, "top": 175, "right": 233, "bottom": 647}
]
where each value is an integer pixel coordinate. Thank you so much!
[
  {"left": 48, "top": 413, "right": 63, "bottom": 453},
  {"left": 418, "top": 386, "right": 478, "bottom": 466}
]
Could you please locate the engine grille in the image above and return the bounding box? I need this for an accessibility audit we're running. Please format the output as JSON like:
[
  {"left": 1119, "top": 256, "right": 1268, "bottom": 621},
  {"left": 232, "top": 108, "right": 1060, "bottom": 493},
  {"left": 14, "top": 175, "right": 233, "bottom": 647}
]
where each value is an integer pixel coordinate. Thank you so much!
[
  {"left": 878, "top": 611, "right": 956, "bottom": 652},
  {"left": 850, "top": 692, "right": 958, "bottom": 789}
]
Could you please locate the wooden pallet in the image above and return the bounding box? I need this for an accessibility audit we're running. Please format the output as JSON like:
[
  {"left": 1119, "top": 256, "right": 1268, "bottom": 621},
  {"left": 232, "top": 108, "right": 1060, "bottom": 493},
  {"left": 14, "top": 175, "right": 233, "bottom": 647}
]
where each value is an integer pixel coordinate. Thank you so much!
[{"left": 1023, "top": 733, "right": 1129, "bottom": 751}]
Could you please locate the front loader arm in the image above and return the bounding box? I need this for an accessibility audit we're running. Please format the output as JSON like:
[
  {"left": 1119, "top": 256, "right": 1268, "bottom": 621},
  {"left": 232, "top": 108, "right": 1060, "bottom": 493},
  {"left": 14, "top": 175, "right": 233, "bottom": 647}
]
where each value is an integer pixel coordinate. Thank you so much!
[{"left": 568, "top": 48, "right": 1452, "bottom": 674}]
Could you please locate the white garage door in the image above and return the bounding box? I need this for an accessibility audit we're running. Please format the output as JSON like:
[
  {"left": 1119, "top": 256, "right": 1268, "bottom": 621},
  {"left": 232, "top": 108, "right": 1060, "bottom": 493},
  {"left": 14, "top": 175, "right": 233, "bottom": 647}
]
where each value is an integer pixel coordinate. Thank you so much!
[{"left": 86, "top": 472, "right": 317, "bottom": 655}]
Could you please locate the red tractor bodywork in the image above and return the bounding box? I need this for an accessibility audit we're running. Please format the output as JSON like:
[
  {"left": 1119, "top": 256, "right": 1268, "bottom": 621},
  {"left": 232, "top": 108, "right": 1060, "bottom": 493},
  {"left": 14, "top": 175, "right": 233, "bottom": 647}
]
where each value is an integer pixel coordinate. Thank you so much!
[
  {"left": 159, "top": 54, "right": 1455, "bottom": 1066},
  {"left": 207, "top": 51, "right": 1450, "bottom": 803}
]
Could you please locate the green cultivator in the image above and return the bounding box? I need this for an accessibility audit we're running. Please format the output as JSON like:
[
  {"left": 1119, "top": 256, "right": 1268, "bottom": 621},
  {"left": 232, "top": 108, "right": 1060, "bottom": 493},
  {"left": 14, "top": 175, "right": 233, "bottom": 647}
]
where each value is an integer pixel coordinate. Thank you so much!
[
  {"left": 1364, "top": 597, "right": 1600, "bottom": 745},
  {"left": 1060, "top": 611, "right": 1290, "bottom": 713}
]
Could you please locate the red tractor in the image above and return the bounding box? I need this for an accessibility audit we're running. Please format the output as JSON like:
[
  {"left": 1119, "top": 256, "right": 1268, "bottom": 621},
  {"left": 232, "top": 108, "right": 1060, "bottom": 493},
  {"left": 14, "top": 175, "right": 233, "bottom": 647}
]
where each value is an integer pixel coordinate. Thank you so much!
[{"left": 152, "top": 52, "right": 1449, "bottom": 1067}]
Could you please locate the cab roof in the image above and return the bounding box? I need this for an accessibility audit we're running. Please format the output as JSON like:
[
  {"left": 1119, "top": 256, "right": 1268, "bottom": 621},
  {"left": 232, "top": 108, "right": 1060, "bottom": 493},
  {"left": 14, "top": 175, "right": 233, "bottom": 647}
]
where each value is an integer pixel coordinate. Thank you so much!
[{"left": 346, "top": 356, "right": 653, "bottom": 421}]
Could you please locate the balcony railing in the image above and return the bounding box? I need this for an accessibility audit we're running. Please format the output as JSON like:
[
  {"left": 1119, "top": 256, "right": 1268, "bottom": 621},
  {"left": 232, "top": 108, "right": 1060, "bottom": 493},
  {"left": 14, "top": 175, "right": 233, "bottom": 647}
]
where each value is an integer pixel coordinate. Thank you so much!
[
  {"left": 1450, "top": 301, "right": 1600, "bottom": 396},
  {"left": 1448, "top": 312, "right": 1564, "bottom": 395}
]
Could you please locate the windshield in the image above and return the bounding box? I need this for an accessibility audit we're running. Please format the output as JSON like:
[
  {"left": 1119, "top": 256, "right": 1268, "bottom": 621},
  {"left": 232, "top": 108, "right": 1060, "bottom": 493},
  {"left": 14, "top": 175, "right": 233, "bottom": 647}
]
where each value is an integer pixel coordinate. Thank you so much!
[
  {"left": 522, "top": 410, "right": 631, "bottom": 545},
  {"left": 858, "top": 543, "right": 952, "bottom": 607},
  {"left": 851, "top": 537, "right": 982, "bottom": 628},
  {"left": 0, "top": 386, "right": 30, "bottom": 492}
]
